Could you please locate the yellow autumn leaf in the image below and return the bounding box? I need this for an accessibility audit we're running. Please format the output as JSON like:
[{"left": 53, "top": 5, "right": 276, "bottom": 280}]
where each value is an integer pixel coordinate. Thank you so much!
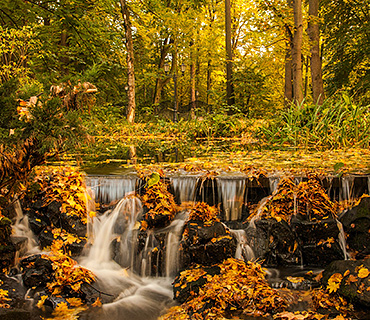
[
  {"left": 358, "top": 267, "right": 370, "bottom": 278},
  {"left": 286, "top": 276, "right": 305, "bottom": 284},
  {"left": 327, "top": 273, "right": 343, "bottom": 293}
]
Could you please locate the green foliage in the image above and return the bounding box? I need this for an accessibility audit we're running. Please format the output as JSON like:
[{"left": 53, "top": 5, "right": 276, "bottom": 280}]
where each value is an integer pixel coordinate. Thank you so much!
[
  {"left": 322, "top": 0, "right": 370, "bottom": 105},
  {"left": 258, "top": 94, "right": 370, "bottom": 149},
  {"left": 0, "top": 79, "right": 87, "bottom": 156}
]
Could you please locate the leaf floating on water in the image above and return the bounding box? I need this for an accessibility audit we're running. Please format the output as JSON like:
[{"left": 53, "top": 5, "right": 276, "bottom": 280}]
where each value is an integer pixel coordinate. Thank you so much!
[
  {"left": 147, "top": 172, "right": 160, "bottom": 188},
  {"left": 286, "top": 276, "right": 305, "bottom": 284}
]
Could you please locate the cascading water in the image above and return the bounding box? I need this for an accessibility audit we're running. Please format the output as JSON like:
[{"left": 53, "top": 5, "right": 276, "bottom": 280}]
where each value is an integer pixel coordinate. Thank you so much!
[
  {"left": 230, "top": 229, "right": 255, "bottom": 261},
  {"left": 336, "top": 219, "right": 349, "bottom": 260},
  {"left": 80, "top": 195, "right": 175, "bottom": 320},
  {"left": 268, "top": 176, "right": 280, "bottom": 193},
  {"left": 217, "top": 176, "right": 246, "bottom": 221},
  {"left": 12, "top": 198, "right": 39, "bottom": 255},
  {"left": 86, "top": 175, "right": 137, "bottom": 204},
  {"left": 170, "top": 175, "right": 198, "bottom": 204},
  {"left": 341, "top": 175, "right": 355, "bottom": 201}
]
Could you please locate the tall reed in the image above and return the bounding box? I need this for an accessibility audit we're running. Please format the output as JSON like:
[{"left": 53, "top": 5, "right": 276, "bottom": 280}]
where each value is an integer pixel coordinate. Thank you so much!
[{"left": 258, "top": 94, "right": 370, "bottom": 149}]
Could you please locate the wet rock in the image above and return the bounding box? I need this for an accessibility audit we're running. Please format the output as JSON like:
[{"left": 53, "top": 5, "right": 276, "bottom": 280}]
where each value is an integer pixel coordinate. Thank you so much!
[
  {"left": 300, "top": 242, "right": 345, "bottom": 267},
  {"left": 339, "top": 197, "right": 370, "bottom": 255},
  {"left": 0, "top": 274, "right": 28, "bottom": 309},
  {"left": 38, "top": 229, "right": 86, "bottom": 256},
  {"left": 246, "top": 219, "right": 301, "bottom": 267},
  {"left": 60, "top": 211, "right": 87, "bottom": 237},
  {"left": 0, "top": 309, "right": 31, "bottom": 320},
  {"left": 0, "top": 243, "right": 16, "bottom": 271},
  {"left": 20, "top": 254, "right": 53, "bottom": 289},
  {"left": 322, "top": 258, "right": 370, "bottom": 308},
  {"left": 180, "top": 220, "right": 237, "bottom": 269},
  {"left": 291, "top": 219, "right": 345, "bottom": 266}
]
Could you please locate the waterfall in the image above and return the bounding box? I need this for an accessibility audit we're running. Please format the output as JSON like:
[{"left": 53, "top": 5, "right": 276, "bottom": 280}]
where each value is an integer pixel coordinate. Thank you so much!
[
  {"left": 83, "top": 195, "right": 142, "bottom": 270},
  {"left": 230, "top": 229, "right": 255, "bottom": 261},
  {"left": 170, "top": 175, "right": 198, "bottom": 204},
  {"left": 336, "top": 219, "right": 349, "bottom": 260},
  {"left": 80, "top": 195, "right": 175, "bottom": 320},
  {"left": 269, "top": 176, "right": 280, "bottom": 193},
  {"left": 341, "top": 175, "right": 355, "bottom": 201},
  {"left": 217, "top": 177, "right": 246, "bottom": 221},
  {"left": 86, "top": 175, "right": 137, "bottom": 204},
  {"left": 12, "top": 198, "right": 38, "bottom": 254}
]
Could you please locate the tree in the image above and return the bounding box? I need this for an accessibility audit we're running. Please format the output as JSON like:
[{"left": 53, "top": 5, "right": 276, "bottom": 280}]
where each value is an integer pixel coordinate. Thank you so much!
[
  {"left": 225, "top": 0, "right": 235, "bottom": 106},
  {"left": 322, "top": 0, "right": 370, "bottom": 104},
  {"left": 308, "top": 0, "right": 324, "bottom": 104},
  {"left": 292, "top": 0, "right": 303, "bottom": 105},
  {"left": 119, "top": 0, "right": 136, "bottom": 123}
]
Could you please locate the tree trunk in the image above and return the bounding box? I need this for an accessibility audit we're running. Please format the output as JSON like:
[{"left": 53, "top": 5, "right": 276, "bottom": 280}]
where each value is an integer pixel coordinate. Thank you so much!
[
  {"left": 225, "top": 0, "right": 235, "bottom": 106},
  {"left": 292, "top": 0, "right": 304, "bottom": 105},
  {"left": 60, "top": 30, "right": 69, "bottom": 75},
  {"left": 119, "top": 0, "right": 136, "bottom": 124},
  {"left": 284, "top": 20, "right": 293, "bottom": 104},
  {"left": 308, "top": 0, "right": 325, "bottom": 104},
  {"left": 153, "top": 38, "right": 172, "bottom": 108},
  {"left": 190, "top": 41, "right": 196, "bottom": 119}
]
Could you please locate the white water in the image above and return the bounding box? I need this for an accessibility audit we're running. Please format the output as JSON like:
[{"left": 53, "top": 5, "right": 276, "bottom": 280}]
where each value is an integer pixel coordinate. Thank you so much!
[
  {"left": 341, "top": 175, "right": 355, "bottom": 201},
  {"left": 336, "top": 219, "right": 349, "bottom": 260},
  {"left": 217, "top": 177, "right": 246, "bottom": 221},
  {"left": 12, "top": 198, "right": 39, "bottom": 254},
  {"left": 80, "top": 195, "right": 175, "bottom": 320},
  {"left": 268, "top": 176, "right": 280, "bottom": 193},
  {"left": 231, "top": 229, "right": 255, "bottom": 261},
  {"left": 170, "top": 176, "right": 197, "bottom": 204},
  {"left": 86, "top": 175, "right": 137, "bottom": 204}
]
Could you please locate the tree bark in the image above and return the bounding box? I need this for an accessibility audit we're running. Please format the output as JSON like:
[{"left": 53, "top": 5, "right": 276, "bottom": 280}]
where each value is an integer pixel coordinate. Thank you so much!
[
  {"left": 190, "top": 41, "right": 196, "bottom": 119},
  {"left": 292, "top": 0, "right": 304, "bottom": 105},
  {"left": 284, "top": 19, "right": 293, "bottom": 104},
  {"left": 308, "top": 0, "right": 325, "bottom": 104},
  {"left": 225, "top": 0, "right": 235, "bottom": 106},
  {"left": 153, "top": 38, "right": 172, "bottom": 107},
  {"left": 60, "top": 29, "right": 69, "bottom": 75},
  {"left": 119, "top": 0, "right": 136, "bottom": 124}
]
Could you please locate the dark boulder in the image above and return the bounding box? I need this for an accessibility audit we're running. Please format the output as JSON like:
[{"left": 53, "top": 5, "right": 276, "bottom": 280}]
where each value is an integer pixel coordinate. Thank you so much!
[
  {"left": 291, "top": 219, "right": 345, "bottom": 266},
  {"left": 322, "top": 258, "right": 370, "bottom": 309},
  {"left": 20, "top": 254, "right": 53, "bottom": 289},
  {"left": 339, "top": 197, "right": 370, "bottom": 256},
  {"left": 180, "top": 220, "right": 237, "bottom": 269},
  {"left": 246, "top": 219, "right": 301, "bottom": 267}
]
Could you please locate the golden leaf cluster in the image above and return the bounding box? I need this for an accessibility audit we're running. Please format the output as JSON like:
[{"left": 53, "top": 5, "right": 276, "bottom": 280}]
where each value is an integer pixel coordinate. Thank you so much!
[
  {"left": 34, "top": 166, "right": 89, "bottom": 224},
  {"left": 0, "top": 280, "right": 11, "bottom": 309},
  {"left": 161, "top": 258, "right": 286, "bottom": 320},
  {"left": 42, "top": 300, "right": 87, "bottom": 320},
  {"left": 188, "top": 202, "right": 219, "bottom": 222},
  {"left": 250, "top": 175, "right": 337, "bottom": 222},
  {"left": 0, "top": 139, "right": 44, "bottom": 212},
  {"left": 39, "top": 251, "right": 95, "bottom": 296},
  {"left": 311, "top": 287, "right": 352, "bottom": 315},
  {"left": 48, "top": 228, "right": 87, "bottom": 253},
  {"left": 140, "top": 171, "right": 178, "bottom": 225},
  {"left": 274, "top": 311, "right": 351, "bottom": 320}
]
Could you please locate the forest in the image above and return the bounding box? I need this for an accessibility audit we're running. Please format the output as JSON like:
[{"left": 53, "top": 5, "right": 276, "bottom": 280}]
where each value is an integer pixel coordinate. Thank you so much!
[{"left": 0, "top": 1, "right": 370, "bottom": 320}]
